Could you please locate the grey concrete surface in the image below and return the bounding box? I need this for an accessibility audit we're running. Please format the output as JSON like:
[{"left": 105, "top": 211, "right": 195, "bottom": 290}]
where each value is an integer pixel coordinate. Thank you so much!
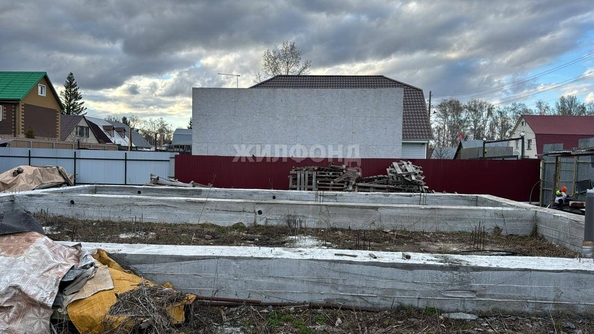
[
  {"left": 1, "top": 186, "right": 584, "bottom": 252},
  {"left": 4, "top": 185, "right": 590, "bottom": 315},
  {"left": 65, "top": 243, "right": 594, "bottom": 315},
  {"left": 9, "top": 192, "right": 535, "bottom": 234},
  {"left": 37, "top": 185, "right": 515, "bottom": 207}
]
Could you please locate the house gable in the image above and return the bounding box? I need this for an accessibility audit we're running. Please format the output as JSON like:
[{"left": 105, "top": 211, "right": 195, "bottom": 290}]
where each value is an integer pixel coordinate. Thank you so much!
[
  {"left": 250, "top": 75, "right": 432, "bottom": 141},
  {"left": 0, "top": 72, "right": 63, "bottom": 138},
  {"left": 510, "top": 115, "right": 594, "bottom": 157},
  {"left": 22, "top": 76, "right": 62, "bottom": 111},
  {"left": 60, "top": 115, "right": 99, "bottom": 143}
]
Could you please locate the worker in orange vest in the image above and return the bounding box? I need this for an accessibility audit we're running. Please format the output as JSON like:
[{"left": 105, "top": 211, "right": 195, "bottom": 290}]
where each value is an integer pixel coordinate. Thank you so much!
[{"left": 554, "top": 186, "right": 568, "bottom": 209}]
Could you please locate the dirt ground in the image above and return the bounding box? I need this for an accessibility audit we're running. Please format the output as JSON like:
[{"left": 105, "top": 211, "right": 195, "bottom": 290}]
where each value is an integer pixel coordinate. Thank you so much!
[
  {"left": 39, "top": 215, "right": 577, "bottom": 258},
  {"left": 40, "top": 214, "right": 589, "bottom": 333}
]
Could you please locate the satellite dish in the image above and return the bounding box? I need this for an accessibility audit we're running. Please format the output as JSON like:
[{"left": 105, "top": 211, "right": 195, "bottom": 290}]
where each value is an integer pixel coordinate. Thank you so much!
[{"left": 513, "top": 150, "right": 520, "bottom": 157}]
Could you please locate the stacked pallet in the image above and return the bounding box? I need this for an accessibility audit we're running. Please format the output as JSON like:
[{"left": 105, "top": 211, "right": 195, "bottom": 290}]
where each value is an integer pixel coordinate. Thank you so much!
[
  {"left": 289, "top": 164, "right": 353, "bottom": 191},
  {"left": 355, "top": 161, "right": 428, "bottom": 193},
  {"left": 288, "top": 161, "right": 429, "bottom": 193}
]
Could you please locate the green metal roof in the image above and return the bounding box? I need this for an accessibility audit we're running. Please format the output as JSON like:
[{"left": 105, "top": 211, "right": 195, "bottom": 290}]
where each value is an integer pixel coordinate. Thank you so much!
[{"left": 0, "top": 71, "right": 48, "bottom": 100}]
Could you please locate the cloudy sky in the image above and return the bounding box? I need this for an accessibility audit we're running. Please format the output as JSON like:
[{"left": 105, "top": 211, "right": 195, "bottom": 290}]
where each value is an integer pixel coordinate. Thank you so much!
[{"left": 1, "top": 0, "right": 593, "bottom": 129}]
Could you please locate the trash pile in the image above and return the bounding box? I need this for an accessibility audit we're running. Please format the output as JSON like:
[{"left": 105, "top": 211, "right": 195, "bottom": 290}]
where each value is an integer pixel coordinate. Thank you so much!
[
  {"left": 288, "top": 161, "right": 430, "bottom": 193},
  {"left": 0, "top": 165, "right": 74, "bottom": 192},
  {"left": 0, "top": 209, "right": 195, "bottom": 333}
]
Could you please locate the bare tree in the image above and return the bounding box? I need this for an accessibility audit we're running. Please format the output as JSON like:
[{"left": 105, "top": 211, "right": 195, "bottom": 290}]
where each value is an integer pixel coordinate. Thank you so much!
[
  {"left": 433, "top": 98, "right": 467, "bottom": 146},
  {"left": 534, "top": 100, "right": 552, "bottom": 115},
  {"left": 507, "top": 102, "right": 533, "bottom": 121},
  {"left": 106, "top": 115, "right": 143, "bottom": 129},
  {"left": 464, "top": 99, "right": 493, "bottom": 140},
  {"left": 139, "top": 117, "right": 172, "bottom": 148},
  {"left": 126, "top": 115, "right": 143, "bottom": 130},
  {"left": 587, "top": 102, "right": 594, "bottom": 115},
  {"left": 256, "top": 41, "right": 311, "bottom": 82},
  {"left": 488, "top": 107, "right": 514, "bottom": 140},
  {"left": 555, "top": 95, "right": 586, "bottom": 115}
]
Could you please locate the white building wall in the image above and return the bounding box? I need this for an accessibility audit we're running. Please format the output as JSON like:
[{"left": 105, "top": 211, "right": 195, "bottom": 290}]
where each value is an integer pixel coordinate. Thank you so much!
[
  {"left": 508, "top": 117, "right": 536, "bottom": 158},
  {"left": 402, "top": 142, "right": 427, "bottom": 159},
  {"left": 192, "top": 88, "right": 404, "bottom": 159}
]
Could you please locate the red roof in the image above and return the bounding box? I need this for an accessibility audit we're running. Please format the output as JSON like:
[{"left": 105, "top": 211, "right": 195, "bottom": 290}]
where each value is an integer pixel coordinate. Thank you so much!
[
  {"left": 523, "top": 115, "right": 594, "bottom": 135},
  {"left": 522, "top": 115, "right": 594, "bottom": 154}
]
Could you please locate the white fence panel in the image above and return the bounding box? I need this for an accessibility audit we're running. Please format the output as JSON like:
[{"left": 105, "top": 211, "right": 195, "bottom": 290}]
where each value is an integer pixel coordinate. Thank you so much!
[{"left": 0, "top": 147, "right": 175, "bottom": 185}]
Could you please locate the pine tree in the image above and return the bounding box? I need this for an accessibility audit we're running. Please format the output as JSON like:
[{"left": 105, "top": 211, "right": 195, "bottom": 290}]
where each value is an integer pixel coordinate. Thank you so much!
[{"left": 61, "top": 72, "right": 87, "bottom": 115}]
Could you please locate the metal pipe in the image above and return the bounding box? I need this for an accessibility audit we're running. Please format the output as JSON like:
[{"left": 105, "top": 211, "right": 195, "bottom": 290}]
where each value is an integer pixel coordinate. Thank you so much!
[
  {"left": 124, "top": 152, "right": 127, "bottom": 185},
  {"left": 73, "top": 151, "right": 77, "bottom": 186},
  {"left": 482, "top": 140, "right": 485, "bottom": 159},
  {"left": 583, "top": 190, "right": 594, "bottom": 257},
  {"left": 521, "top": 136, "right": 525, "bottom": 159}
]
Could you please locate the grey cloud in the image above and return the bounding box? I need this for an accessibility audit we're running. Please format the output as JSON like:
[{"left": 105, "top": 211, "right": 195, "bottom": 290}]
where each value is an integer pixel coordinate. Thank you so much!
[
  {"left": 126, "top": 84, "right": 140, "bottom": 95},
  {"left": 1, "top": 0, "right": 593, "bottom": 107}
]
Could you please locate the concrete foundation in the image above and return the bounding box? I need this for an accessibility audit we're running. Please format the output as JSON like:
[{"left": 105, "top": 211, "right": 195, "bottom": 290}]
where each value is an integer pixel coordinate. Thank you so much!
[
  {"left": 67, "top": 242, "right": 594, "bottom": 315},
  {"left": 2, "top": 185, "right": 592, "bottom": 315}
]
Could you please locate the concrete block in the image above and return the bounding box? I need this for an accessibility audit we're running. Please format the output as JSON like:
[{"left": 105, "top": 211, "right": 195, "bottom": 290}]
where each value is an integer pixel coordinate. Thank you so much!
[{"left": 68, "top": 243, "right": 594, "bottom": 315}]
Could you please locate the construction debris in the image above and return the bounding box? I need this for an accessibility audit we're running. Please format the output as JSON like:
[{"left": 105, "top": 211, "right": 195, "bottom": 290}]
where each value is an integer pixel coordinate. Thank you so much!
[
  {"left": 147, "top": 174, "right": 208, "bottom": 187},
  {"left": 356, "top": 161, "right": 429, "bottom": 193},
  {"left": 289, "top": 164, "right": 354, "bottom": 191},
  {"left": 288, "top": 161, "right": 430, "bottom": 193}
]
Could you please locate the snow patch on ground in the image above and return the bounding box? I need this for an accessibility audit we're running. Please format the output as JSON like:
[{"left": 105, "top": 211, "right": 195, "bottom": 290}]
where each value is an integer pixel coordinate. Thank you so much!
[
  {"left": 42, "top": 226, "right": 59, "bottom": 234},
  {"left": 285, "top": 235, "right": 331, "bottom": 248},
  {"left": 119, "top": 232, "right": 156, "bottom": 239}
]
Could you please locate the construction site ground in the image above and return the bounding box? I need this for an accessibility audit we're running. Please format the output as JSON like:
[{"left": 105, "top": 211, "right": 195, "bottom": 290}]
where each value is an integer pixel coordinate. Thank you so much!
[{"left": 40, "top": 215, "right": 591, "bottom": 333}]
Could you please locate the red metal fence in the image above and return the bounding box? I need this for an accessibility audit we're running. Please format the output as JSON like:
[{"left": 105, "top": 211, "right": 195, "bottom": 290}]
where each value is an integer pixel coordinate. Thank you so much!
[{"left": 175, "top": 155, "right": 541, "bottom": 202}]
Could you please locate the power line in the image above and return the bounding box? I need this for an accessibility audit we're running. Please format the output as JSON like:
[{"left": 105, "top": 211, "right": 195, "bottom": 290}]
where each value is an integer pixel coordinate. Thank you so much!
[
  {"left": 491, "top": 71, "right": 594, "bottom": 107},
  {"left": 434, "top": 50, "right": 594, "bottom": 100}
]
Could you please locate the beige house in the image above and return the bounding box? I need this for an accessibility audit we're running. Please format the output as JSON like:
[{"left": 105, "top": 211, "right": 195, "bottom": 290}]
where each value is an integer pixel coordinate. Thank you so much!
[{"left": 0, "top": 71, "right": 63, "bottom": 139}]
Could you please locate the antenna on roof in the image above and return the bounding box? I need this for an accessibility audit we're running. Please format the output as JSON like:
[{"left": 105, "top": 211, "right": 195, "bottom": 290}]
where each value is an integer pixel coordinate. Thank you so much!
[{"left": 217, "top": 73, "right": 240, "bottom": 88}]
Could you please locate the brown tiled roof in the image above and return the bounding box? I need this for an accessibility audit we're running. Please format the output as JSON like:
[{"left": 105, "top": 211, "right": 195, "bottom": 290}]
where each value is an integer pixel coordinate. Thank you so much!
[
  {"left": 86, "top": 119, "right": 111, "bottom": 144},
  {"left": 60, "top": 115, "right": 84, "bottom": 141},
  {"left": 250, "top": 75, "right": 433, "bottom": 140}
]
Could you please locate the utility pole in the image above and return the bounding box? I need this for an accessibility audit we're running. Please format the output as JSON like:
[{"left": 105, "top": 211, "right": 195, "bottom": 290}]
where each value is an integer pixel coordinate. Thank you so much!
[{"left": 217, "top": 73, "right": 240, "bottom": 88}]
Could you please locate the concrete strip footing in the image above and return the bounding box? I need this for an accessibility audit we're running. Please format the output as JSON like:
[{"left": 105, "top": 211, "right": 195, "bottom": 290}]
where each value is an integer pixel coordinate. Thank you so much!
[
  {"left": 0, "top": 185, "right": 586, "bottom": 253},
  {"left": 3, "top": 185, "right": 592, "bottom": 315},
  {"left": 67, "top": 242, "right": 594, "bottom": 315}
]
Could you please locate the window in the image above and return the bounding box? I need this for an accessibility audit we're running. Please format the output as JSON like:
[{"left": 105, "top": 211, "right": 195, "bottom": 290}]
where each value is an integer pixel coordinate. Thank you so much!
[
  {"left": 527, "top": 139, "right": 532, "bottom": 150},
  {"left": 76, "top": 126, "right": 89, "bottom": 138},
  {"left": 0, "top": 105, "right": 3, "bottom": 122},
  {"left": 521, "top": 121, "right": 525, "bottom": 126},
  {"left": 38, "top": 84, "right": 46, "bottom": 96}
]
